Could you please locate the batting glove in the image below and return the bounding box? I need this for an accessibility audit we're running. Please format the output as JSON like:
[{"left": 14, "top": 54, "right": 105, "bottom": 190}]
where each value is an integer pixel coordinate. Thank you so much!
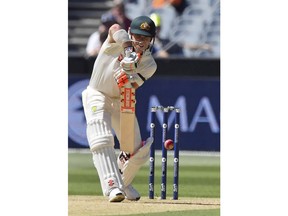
[
  {"left": 114, "top": 69, "right": 129, "bottom": 88},
  {"left": 120, "top": 52, "right": 140, "bottom": 71}
]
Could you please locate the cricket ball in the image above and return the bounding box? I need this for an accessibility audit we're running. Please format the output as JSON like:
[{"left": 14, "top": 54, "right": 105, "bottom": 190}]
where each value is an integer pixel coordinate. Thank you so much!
[{"left": 164, "top": 139, "right": 174, "bottom": 150}]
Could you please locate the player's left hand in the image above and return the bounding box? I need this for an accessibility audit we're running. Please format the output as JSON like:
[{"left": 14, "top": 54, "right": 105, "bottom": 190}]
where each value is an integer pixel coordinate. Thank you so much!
[{"left": 120, "top": 52, "right": 140, "bottom": 71}]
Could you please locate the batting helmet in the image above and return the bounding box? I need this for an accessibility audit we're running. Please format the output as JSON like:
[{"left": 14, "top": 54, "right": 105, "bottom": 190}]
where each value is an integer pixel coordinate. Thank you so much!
[{"left": 130, "top": 16, "right": 156, "bottom": 37}]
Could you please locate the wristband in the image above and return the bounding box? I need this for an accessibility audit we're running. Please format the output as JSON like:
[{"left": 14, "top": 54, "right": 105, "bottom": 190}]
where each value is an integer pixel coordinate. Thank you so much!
[{"left": 129, "top": 73, "right": 146, "bottom": 86}]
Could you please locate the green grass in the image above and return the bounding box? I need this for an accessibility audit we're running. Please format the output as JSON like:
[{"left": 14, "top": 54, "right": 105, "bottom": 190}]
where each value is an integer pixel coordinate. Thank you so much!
[{"left": 68, "top": 151, "right": 220, "bottom": 198}]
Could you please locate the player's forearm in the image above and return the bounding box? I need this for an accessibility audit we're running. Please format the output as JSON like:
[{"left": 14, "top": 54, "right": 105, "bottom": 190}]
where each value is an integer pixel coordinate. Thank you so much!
[{"left": 109, "top": 24, "right": 132, "bottom": 49}]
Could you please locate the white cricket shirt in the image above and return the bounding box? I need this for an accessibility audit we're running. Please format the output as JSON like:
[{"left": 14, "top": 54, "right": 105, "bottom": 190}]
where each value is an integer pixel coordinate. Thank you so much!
[{"left": 88, "top": 39, "right": 157, "bottom": 98}]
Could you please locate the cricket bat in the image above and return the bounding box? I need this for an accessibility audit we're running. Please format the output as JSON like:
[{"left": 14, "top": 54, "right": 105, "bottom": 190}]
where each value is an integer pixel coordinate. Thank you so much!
[{"left": 120, "top": 85, "right": 136, "bottom": 153}]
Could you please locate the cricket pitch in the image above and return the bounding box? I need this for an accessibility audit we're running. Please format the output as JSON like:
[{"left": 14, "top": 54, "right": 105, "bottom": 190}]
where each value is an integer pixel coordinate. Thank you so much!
[{"left": 68, "top": 195, "right": 220, "bottom": 216}]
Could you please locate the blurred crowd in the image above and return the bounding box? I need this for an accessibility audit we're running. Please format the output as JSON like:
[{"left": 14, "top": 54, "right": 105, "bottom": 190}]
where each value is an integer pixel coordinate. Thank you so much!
[{"left": 85, "top": 0, "right": 219, "bottom": 58}]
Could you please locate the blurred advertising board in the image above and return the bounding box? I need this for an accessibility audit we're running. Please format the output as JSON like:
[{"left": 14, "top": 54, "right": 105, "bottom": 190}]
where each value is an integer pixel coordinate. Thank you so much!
[{"left": 68, "top": 76, "right": 220, "bottom": 151}]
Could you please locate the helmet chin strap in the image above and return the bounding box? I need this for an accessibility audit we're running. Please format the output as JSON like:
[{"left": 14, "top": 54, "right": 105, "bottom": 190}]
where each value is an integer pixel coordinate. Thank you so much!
[{"left": 149, "top": 37, "right": 155, "bottom": 52}]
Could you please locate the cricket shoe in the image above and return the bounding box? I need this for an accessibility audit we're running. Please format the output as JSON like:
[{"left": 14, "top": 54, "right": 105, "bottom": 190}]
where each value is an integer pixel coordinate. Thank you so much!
[
  {"left": 124, "top": 185, "right": 140, "bottom": 201},
  {"left": 108, "top": 188, "right": 125, "bottom": 202}
]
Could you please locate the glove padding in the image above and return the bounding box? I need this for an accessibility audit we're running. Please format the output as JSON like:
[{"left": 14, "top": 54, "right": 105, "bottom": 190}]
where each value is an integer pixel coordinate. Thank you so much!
[
  {"left": 114, "top": 69, "right": 129, "bottom": 88},
  {"left": 120, "top": 52, "right": 140, "bottom": 71},
  {"left": 114, "top": 69, "right": 146, "bottom": 88}
]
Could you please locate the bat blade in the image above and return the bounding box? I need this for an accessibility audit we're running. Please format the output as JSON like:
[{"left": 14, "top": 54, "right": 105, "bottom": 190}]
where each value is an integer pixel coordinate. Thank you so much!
[{"left": 120, "top": 87, "right": 136, "bottom": 153}]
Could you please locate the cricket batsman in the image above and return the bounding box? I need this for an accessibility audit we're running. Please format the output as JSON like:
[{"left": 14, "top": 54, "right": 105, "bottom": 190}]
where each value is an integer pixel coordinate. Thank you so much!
[{"left": 82, "top": 16, "right": 157, "bottom": 202}]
